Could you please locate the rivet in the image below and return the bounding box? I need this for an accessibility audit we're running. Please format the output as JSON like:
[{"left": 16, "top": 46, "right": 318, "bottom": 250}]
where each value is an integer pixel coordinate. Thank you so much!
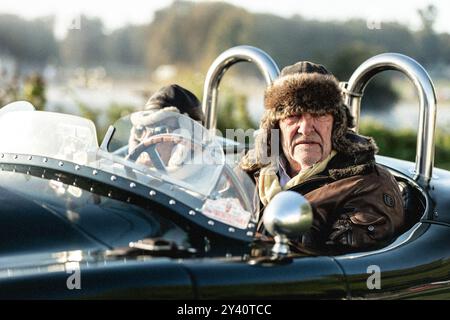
[
  {"left": 75, "top": 165, "right": 81, "bottom": 171},
  {"left": 149, "top": 190, "right": 156, "bottom": 196},
  {"left": 208, "top": 220, "right": 214, "bottom": 226},
  {"left": 90, "top": 187, "right": 94, "bottom": 192},
  {"left": 188, "top": 210, "right": 196, "bottom": 216},
  {"left": 57, "top": 177, "right": 61, "bottom": 182},
  {"left": 248, "top": 223, "right": 255, "bottom": 228},
  {"left": 130, "top": 182, "right": 136, "bottom": 188},
  {"left": 126, "top": 197, "right": 131, "bottom": 203},
  {"left": 228, "top": 227, "right": 235, "bottom": 233},
  {"left": 92, "top": 170, "right": 98, "bottom": 176},
  {"left": 58, "top": 161, "right": 64, "bottom": 167},
  {"left": 108, "top": 191, "right": 112, "bottom": 197},
  {"left": 43, "top": 158, "right": 48, "bottom": 163},
  {"left": 110, "top": 175, "right": 117, "bottom": 182},
  {"left": 26, "top": 171, "right": 30, "bottom": 175},
  {"left": 169, "top": 199, "right": 176, "bottom": 205},
  {"left": 246, "top": 231, "right": 254, "bottom": 237},
  {"left": 368, "top": 225, "right": 375, "bottom": 232}
]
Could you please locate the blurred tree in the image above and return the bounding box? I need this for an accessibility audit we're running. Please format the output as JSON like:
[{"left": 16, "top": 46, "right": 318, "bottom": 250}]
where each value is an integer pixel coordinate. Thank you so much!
[
  {"left": 60, "top": 16, "right": 106, "bottom": 67},
  {"left": 105, "top": 25, "right": 148, "bottom": 68},
  {"left": 0, "top": 77, "right": 20, "bottom": 107},
  {"left": 146, "top": 1, "right": 237, "bottom": 69},
  {"left": 203, "top": 7, "right": 253, "bottom": 66},
  {"left": 418, "top": 4, "right": 438, "bottom": 32},
  {"left": 217, "top": 91, "right": 255, "bottom": 133},
  {"left": 360, "top": 120, "right": 450, "bottom": 170},
  {"left": 416, "top": 4, "right": 441, "bottom": 66},
  {"left": 75, "top": 101, "right": 136, "bottom": 142},
  {"left": 22, "top": 73, "right": 46, "bottom": 110},
  {"left": 330, "top": 43, "right": 399, "bottom": 110},
  {"left": 0, "top": 15, "right": 58, "bottom": 65}
]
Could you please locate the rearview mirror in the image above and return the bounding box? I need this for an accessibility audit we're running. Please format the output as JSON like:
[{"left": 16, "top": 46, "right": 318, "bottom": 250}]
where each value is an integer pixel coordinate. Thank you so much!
[{"left": 263, "top": 191, "right": 313, "bottom": 255}]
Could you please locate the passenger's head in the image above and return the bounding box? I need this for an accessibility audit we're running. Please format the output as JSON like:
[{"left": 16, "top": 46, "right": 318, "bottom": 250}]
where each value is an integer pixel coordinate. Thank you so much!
[
  {"left": 144, "top": 84, "right": 204, "bottom": 124},
  {"left": 129, "top": 84, "right": 204, "bottom": 152}
]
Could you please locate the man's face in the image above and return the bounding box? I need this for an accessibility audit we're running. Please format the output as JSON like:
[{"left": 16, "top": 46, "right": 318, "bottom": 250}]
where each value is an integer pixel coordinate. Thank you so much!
[{"left": 279, "top": 112, "right": 333, "bottom": 175}]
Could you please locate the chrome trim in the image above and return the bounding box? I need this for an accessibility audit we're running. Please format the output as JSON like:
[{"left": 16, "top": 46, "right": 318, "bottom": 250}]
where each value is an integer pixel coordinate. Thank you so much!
[
  {"left": 202, "top": 45, "right": 280, "bottom": 130},
  {"left": 100, "top": 125, "right": 115, "bottom": 151},
  {"left": 345, "top": 53, "right": 437, "bottom": 185},
  {"left": 0, "top": 152, "right": 257, "bottom": 241}
]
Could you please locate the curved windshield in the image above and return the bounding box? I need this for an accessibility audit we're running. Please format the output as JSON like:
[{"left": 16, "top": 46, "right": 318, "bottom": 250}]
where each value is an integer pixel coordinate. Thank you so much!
[
  {"left": 0, "top": 105, "right": 258, "bottom": 231},
  {"left": 105, "top": 110, "right": 226, "bottom": 196},
  {"left": 0, "top": 110, "right": 98, "bottom": 164}
]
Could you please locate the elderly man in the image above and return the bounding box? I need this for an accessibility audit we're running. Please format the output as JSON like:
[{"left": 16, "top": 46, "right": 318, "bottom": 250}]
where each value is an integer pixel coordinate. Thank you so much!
[{"left": 240, "top": 61, "right": 405, "bottom": 254}]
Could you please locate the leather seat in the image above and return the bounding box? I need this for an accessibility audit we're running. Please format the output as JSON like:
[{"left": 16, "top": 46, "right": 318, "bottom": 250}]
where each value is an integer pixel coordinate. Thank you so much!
[{"left": 397, "top": 180, "right": 424, "bottom": 232}]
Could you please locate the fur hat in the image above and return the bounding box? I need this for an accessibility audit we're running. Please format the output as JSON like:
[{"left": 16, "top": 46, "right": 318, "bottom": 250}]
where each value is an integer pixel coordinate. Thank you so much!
[{"left": 240, "top": 61, "right": 377, "bottom": 172}]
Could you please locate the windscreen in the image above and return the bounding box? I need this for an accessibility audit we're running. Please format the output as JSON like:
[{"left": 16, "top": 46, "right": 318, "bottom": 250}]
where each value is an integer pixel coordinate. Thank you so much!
[{"left": 0, "top": 105, "right": 259, "bottom": 232}]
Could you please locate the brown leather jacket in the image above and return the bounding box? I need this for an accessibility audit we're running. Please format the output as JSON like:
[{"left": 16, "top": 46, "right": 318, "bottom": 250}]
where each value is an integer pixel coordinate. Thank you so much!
[{"left": 250, "top": 135, "right": 405, "bottom": 255}]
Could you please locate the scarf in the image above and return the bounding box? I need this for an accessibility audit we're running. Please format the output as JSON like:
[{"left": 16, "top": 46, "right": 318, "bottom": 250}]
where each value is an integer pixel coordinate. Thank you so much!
[{"left": 258, "top": 150, "right": 337, "bottom": 206}]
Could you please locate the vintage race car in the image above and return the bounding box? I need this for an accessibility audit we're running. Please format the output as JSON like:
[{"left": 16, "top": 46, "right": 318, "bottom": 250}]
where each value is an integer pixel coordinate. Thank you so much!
[{"left": 0, "top": 46, "right": 449, "bottom": 300}]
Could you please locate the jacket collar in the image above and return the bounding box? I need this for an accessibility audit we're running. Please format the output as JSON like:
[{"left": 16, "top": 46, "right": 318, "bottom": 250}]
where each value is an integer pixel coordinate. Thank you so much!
[{"left": 326, "top": 132, "right": 377, "bottom": 180}]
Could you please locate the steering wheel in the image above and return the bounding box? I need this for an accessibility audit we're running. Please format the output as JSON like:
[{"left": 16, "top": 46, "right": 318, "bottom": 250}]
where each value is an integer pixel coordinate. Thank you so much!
[{"left": 126, "top": 134, "right": 204, "bottom": 174}]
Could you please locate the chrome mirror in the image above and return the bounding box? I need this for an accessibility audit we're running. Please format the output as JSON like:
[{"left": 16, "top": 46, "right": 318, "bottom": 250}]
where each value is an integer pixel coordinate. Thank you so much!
[{"left": 263, "top": 191, "right": 313, "bottom": 255}]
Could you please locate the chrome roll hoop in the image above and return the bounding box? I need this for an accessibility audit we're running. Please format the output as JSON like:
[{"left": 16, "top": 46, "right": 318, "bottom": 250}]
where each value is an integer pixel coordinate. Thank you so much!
[
  {"left": 202, "top": 45, "right": 280, "bottom": 130},
  {"left": 344, "top": 53, "right": 437, "bottom": 185}
]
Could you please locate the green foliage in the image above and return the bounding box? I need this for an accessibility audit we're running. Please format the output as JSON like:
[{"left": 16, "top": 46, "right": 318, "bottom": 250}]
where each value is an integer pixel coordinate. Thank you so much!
[
  {"left": 106, "top": 103, "right": 136, "bottom": 126},
  {"left": 143, "top": 1, "right": 437, "bottom": 69},
  {"left": 360, "top": 120, "right": 450, "bottom": 170},
  {"left": 217, "top": 91, "right": 256, "bottom": 133},
  {"left": 3, "top": 2, "right": 450, "bottom": 74},
  {"left": 104, "top": 25, "right": 148, "bottom": 69},
  {"left": 416, "top": 4, "right": 441, "bottom": 65},
  {"left": 0, "top": 79, "right": 20, "bottom": 107},
  {"left": 0, "top": 15, "right": 57, "bottom": 64},
  {"left": 330, "top": 44, "right": 399, "bottom": 110},
  {"left": 75, "top": 101, "right": 135, "bottom": 142},
  {"left": 0, "top": 73, "right": 47, "bottom": 110},
  {"left": 23, "top": 73, "right": 46, "bottom": 110},
  {"left": 60, "top": 15, "right": 106, "bottom": 67}
]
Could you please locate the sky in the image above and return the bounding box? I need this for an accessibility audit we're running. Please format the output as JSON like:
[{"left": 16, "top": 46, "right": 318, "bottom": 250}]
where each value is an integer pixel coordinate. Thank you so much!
[{"left": 1, "top": 0, "right": 449, "bottom": 38}]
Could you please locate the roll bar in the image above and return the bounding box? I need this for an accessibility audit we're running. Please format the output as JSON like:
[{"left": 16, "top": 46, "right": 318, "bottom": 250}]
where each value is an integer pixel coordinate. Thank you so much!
[
  {"left": 344, "top": 53, "right": 437, "bottom": 185},
  {"left": 202, "top": 45, "right": 280, "bottom": 130}
]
